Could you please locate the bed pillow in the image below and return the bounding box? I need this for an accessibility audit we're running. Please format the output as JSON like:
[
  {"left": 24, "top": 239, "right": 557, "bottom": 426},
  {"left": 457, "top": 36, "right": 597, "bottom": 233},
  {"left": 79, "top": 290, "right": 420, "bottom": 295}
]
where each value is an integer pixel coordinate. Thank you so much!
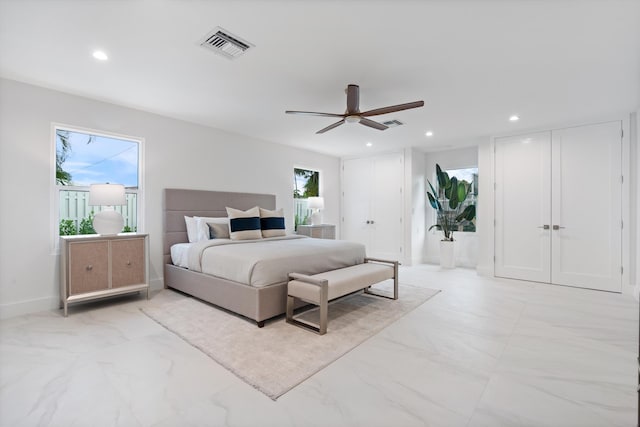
[
  {"left": 259, "top": 208, "right": 286, "bottom": 238},
  {"left": 194, "top": 216, "right": 230, "bottom": 240},
  {"left": 184, "top": 216, "right": 198, "bottom": 243},
  {"left": 226, "top": 207, "right": 263, "bottom": 240},
  {"left": 201, "top": 217, "right": 230, "bottom": 239}
]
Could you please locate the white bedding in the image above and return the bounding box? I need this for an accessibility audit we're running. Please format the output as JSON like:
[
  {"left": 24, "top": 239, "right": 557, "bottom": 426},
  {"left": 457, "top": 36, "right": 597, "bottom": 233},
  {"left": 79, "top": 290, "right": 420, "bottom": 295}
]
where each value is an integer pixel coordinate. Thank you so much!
[
  {"left": 182, "top": 235, "right": 366, "bottom": 288},
  {"left": 170, "top": 243, "right": 192, "bottom": 268}
]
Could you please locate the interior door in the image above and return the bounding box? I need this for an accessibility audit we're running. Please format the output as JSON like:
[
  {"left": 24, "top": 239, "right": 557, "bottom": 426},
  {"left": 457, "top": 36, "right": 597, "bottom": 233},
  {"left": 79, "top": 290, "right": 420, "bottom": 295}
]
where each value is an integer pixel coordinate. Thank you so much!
[
  {"left": 342, "top": 152, "right": 404, "bottom": 261},
  {"left": 495, "top": 132, "right": 552, "bottom": 282},
  {"left": 342, "top": 157, "right": 373, "bottom": 252},
  {"left": 551, "top": 121, "right": 622, "bottom": 291},
  {"left": 370, "top": 152, "right": 403, "bottom": 260}
]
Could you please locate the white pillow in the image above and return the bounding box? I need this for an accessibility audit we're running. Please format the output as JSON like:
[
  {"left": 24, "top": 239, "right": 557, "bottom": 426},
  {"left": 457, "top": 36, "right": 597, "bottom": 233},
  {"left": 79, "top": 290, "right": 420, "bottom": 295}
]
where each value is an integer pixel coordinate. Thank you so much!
[
  {"left": 226, "top": 206, "right": 263, "bottom": 240},
  {"left": 259, "top": 208, "right": 286, "bottom": 238},
  {"left": 184, "top": 216, "right": 198, "bottom": 243},
  {"left": 195, "top": 216, "right": 229, "bottom": 240}
]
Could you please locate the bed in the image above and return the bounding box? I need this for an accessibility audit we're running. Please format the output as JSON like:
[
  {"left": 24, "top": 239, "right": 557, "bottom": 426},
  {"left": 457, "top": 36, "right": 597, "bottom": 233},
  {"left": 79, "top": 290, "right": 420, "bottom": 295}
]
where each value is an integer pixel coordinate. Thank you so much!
[{"left": 163, "top": 188, "right": 365, "bottom": 326}]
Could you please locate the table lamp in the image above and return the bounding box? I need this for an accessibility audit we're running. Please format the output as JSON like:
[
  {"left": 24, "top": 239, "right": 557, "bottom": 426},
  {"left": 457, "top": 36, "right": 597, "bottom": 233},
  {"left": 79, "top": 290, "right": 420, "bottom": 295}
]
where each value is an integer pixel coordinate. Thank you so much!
[
  {"left": 89, "top": 183, "right": 126, "bottom": 235},
  {"left": 308, "top": 196, "right": 324, "bottom": 225}
]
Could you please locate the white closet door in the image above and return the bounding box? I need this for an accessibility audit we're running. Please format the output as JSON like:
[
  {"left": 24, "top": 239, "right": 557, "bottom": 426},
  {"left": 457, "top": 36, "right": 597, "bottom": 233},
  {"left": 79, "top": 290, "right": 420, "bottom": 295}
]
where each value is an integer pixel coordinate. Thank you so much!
[
  {"left": 495, "top": 132, "right": 552, "bottom": 282},
  {"left": 342, "top": 157, "right": 373, "bottom": 252},
  {"left": 370, "top": 152, "right": 403, "bottom": 260},
  {"left": 342, "top": 152, "right": 404, "bottom": 261},
  {"left": 551, "top": 121, "right": 622, "bottom": 291}
]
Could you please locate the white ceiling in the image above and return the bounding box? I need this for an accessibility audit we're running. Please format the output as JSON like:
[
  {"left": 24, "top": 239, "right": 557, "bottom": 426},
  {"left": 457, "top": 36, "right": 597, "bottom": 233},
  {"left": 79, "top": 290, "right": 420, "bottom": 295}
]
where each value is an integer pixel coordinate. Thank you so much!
[{"left": 1, "top": 0, "right": 638, "bottom": 157}]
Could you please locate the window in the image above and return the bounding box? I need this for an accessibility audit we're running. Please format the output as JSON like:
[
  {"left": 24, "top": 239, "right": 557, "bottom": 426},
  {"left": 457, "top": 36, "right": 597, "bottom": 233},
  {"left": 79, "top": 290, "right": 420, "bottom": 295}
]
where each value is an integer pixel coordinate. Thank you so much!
[
  {"left": 293, "top": 168, "right": 319, "bottom": 229},
  {"left": 54, "top": 126, "right": 142, "bottom": 237},
  {"left": 437, "top": 167, "right": 477, "bottom": 232}
]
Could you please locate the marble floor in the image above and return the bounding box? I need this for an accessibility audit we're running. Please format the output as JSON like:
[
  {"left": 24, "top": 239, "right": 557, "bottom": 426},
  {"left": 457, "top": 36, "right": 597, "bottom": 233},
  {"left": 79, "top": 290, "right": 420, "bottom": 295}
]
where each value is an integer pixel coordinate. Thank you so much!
[{"left": 0, "top": 265, "right": 637, "bottom": 426}]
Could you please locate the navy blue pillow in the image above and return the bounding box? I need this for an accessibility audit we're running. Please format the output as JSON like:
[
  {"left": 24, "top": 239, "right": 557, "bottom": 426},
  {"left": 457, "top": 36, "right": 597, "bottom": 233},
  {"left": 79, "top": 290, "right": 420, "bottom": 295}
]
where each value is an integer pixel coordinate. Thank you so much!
[
  {"left": 225, "top": 207, "right": 263, "bottom": 240},
  {"left": 259, "top": 208, "right": 286, "bottom": 237}
]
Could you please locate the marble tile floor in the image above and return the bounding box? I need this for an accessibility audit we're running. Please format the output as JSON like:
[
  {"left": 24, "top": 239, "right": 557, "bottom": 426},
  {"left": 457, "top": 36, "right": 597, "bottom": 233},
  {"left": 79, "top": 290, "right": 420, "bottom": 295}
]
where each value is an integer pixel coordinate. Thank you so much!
[{"left": 0, "top": 265, "right": 637, "bottom": 426}]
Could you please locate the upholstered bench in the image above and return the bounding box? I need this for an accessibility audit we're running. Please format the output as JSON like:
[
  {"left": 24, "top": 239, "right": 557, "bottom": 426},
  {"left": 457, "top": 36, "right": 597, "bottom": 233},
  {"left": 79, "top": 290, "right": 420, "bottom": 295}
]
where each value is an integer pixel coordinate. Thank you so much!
[{"left": 286, "top": 258, "right": 399, "bottom": 335}]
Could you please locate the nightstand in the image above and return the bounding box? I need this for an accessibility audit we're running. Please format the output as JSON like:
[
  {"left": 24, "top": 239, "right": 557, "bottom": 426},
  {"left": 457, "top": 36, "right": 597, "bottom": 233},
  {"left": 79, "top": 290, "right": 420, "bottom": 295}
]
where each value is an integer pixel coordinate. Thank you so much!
[
  {"left": 296, "top": 224, "right": 336, "bottom": 239},
  {"left": 60, "top": 233, "right": 149, "bottom": 316}
]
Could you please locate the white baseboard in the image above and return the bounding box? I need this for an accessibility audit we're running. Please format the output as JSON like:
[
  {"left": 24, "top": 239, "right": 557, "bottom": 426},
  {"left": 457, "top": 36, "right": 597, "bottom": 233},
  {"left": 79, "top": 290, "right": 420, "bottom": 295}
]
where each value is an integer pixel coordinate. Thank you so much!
[
  {"left": 150, "top": 277, "right": 164, "bottom": 291},
  {"left": 0, "top": 295, "right": 59, "bottom": 320},
  {"left": 424, "top": 255, "right": 478, "bottom": 269},
  {"left": 476, "top": 264, "right": 493, "bottom": 277},
  {"left": 1, "top": 277, "right": 166, "bottom": 320},
  {"left": 424, "top": 255, "right": 439, "bottom": 265}
]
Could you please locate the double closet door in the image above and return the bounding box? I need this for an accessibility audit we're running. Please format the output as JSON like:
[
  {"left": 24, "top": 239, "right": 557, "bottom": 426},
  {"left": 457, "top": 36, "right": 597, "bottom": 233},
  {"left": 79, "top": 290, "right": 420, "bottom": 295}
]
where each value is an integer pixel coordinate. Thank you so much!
[
  {"left": 495, "top": 121, "right": 622, "bottom": 292},
  {"left": 342, "top": 152, "right": 403, "bottom": 261}
]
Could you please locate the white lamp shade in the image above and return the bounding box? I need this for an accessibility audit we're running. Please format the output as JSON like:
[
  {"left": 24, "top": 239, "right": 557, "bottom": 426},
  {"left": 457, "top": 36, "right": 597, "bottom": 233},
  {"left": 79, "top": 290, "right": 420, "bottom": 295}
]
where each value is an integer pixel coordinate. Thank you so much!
[
  {"left": 307, "top": 196, "right": 324, "bottom": 210},
  {"left": 89, "top": 184, "right": 126, "bottom": 206}
]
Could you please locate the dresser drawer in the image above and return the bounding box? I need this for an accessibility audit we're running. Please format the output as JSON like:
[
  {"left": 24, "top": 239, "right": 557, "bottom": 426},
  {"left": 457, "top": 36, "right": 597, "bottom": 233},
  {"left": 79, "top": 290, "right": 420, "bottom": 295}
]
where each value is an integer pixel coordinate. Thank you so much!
[
  {"left": 68, "top": 241, "right": 109, "bottom": 295},
  {"left": 111, "top": 238, "right": 145, "bottom": 288}
]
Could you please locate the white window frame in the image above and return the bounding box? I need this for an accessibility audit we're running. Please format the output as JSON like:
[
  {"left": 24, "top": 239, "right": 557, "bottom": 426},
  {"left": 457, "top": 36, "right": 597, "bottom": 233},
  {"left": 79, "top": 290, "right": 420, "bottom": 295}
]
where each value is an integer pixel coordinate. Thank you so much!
[
  {"left": 293, "top": 166, "right": 322, "bottom": 230},
  {"left": 50, "top": 123, "right": 145, "bottom": 254},
  {"left": 432, "top": 165, "right": 478, "bottom": 233}
]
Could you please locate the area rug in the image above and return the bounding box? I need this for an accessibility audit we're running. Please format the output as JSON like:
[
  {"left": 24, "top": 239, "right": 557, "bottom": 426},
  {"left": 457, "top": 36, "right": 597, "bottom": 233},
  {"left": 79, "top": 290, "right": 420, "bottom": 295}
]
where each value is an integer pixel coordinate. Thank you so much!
[{"left": 141, "top": 282, "right": 440, "bottom": 400}]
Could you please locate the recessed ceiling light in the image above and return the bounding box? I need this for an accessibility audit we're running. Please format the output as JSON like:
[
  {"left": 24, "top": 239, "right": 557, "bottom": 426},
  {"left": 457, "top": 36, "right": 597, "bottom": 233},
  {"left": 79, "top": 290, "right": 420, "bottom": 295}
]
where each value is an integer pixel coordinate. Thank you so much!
[
  {"left": 509, "top": 115, "right": 520, "bottom": 122},
  {"left": 92, "top": 50, "right": 108, "bottom": 61},
  {"left": 366, "top": 142, "right": 373, "bottom": 147},
  {"left": 425, "top": 131, "right": 433, "bottom": 137}
]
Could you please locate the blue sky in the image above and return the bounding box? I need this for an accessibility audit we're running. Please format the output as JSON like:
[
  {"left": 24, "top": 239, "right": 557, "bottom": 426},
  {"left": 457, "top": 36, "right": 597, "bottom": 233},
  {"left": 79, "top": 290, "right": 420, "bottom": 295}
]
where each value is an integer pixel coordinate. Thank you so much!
[
  {"left": 446, "top": 167, "right": 477, "bottom": 184},
  {"left": 57, "top": 130, "right": 138, "bottom": 187}
]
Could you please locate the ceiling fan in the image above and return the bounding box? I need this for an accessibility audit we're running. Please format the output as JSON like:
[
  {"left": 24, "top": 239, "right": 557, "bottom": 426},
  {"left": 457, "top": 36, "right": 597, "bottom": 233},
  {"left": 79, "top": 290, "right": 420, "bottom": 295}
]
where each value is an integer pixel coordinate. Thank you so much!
[{"left": 285, "top": 84, "right": 424, "bottom": 134}]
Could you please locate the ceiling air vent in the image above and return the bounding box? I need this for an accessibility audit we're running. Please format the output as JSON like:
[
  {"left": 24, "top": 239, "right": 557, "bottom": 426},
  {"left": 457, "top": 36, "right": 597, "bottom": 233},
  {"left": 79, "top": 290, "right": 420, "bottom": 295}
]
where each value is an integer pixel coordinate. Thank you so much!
[
  {"left": 382, "top": 119, "right": 404, "bottom": 128},
  {"left": 199, "top": 27, "right": 254, "bottom": 59}
]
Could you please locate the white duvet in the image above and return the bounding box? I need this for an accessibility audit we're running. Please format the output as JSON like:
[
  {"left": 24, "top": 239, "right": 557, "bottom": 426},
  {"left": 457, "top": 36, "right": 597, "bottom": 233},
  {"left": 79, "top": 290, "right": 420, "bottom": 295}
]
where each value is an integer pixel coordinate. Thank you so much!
[{"left": 185, "top": 235, "right": 365, "bottom": 288}]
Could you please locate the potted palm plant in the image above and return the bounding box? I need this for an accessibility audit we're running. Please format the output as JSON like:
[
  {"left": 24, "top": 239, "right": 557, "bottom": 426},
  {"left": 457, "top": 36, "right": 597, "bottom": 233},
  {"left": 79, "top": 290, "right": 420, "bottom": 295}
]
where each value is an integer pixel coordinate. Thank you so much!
[{"left": 427, "top": 164, "right": 476, "bottom": 268}]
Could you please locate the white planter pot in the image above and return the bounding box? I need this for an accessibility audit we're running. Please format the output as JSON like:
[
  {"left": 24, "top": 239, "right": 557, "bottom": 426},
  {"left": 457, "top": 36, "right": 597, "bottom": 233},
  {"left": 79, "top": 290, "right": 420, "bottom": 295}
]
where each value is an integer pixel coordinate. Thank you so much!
[{"left": 439, "top": 240, "right": 455, "bottom": 269}]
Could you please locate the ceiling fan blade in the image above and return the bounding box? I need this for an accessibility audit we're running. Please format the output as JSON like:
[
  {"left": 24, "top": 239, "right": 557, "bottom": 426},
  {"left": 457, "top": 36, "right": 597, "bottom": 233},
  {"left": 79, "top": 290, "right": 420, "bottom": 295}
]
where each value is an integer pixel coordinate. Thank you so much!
[
  {"left": 359, "top": 117, "right": 388, "bottom": 131},
  {"left": 346, "top": 84, "right": 360, "bottom": 114},
  {"left": 360, "top": 100, "right": 425, "bottom": 117},
  {"left": 285, "top": 110, "right": 345, "bottom": 118},
  {"left": 316, "top": 119, "right": 345, "bottom": 134}
]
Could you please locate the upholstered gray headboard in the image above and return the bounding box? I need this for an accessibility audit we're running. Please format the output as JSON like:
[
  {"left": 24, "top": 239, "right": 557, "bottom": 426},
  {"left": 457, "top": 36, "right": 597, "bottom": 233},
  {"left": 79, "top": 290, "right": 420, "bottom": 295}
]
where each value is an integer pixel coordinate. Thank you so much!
[{"left": 163, "top": 189, "right": 276, "bottom": 264}]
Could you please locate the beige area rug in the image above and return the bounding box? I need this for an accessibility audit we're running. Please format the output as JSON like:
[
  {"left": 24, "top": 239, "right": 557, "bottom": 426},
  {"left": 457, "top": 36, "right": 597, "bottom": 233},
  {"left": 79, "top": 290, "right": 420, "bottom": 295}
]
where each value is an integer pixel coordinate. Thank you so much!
[{"left": 141, "top": 282, "right": 440, "bottom": 400}]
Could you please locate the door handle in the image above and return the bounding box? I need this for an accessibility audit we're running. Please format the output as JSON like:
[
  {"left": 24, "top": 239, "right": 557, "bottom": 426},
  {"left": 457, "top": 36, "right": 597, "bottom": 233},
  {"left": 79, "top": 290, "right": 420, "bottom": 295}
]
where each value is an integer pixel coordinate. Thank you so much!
[
  {"left": 537, "top": 225, "right": 550, "bottom": 230},
  {"left": 552, "top": 225, "right": 565, "bottom": 230}
]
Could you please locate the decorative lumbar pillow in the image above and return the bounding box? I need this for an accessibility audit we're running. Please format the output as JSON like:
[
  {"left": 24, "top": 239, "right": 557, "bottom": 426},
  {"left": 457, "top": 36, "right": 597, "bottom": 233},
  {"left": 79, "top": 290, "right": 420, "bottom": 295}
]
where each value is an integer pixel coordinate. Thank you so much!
[
  {"left": 226, "top": 206, "right": 262, "bottom": 240},
  {"left": 184, "top": 216, "right": 198, "bottom": 243},
  {"left": 195, "top": 216, "right": 230, "bottom": 240},
  {"left": 259, "top": 208, "right": 286, "bottom": 238},
  {"left": 206, "top": 218, "right": 231, "bottom": 239}
]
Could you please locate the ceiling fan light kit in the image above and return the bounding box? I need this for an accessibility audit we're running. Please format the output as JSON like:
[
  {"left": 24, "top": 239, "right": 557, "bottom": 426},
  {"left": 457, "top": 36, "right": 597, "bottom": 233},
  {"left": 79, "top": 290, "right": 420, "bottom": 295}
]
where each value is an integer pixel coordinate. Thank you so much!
[{"left": 286, "top": 84, "right": 424, "bottom": 134}]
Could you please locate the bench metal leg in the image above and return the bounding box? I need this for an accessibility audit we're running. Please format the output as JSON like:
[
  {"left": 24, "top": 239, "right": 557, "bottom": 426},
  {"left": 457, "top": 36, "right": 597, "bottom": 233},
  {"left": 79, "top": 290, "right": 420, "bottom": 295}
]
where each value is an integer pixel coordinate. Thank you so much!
[
  {"left": 319, "top": 298, "right": 328, "bottom": 335},
  {"left": 286, "top": 294, "right": 294, "bottom": 323},
  {"left": 286, "top": 292, "right": 328, "bottom": 335},
  {"left": 363, "top": 259, "right": 399, "bottom": 300}
]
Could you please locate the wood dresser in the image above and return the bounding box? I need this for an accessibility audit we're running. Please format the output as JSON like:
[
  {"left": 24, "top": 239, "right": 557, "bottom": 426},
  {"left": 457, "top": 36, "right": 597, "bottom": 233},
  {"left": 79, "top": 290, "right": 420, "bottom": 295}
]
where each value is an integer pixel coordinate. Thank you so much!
[{"left": 60, "top": 233, "right": 149, "bottom": 316}]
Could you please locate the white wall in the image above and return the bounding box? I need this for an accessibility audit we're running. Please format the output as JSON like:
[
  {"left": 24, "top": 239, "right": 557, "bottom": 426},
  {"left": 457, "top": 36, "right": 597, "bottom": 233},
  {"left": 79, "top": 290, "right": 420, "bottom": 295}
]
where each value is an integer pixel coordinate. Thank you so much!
[
  {"left": 424, "top": 146, "right": 479, "bottom": 267},
  {"left": 0, "top": 78, "right": 341, "bottom": 318},
  {"left": 633, "top": 110, "right": 640, "bottom": 299},
  {"left": 409, "top": 148, "right": 427, "bottom": 265},
  {"left": 476, "top": 141, "right": 494, "bottom": 276}
]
